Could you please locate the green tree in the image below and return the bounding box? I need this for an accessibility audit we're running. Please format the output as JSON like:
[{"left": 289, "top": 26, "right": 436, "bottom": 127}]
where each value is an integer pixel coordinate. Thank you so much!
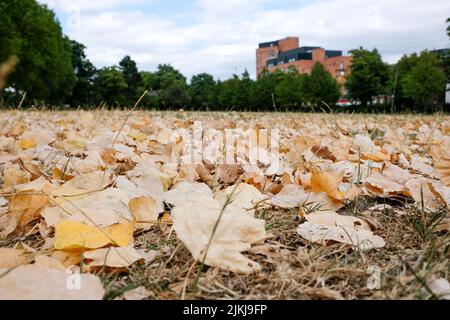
[
  {"left": 346, "top": 48, "right": 390, "bottom": 106},
  {"left": 119, "top": 55, "right": 143, "bottom": 104},
  {"left": 237, "top": 70, "right": 254, "bottom": 110},
  {"left": 250, "top": 69, "right": 284, "bottom": 110},
  {"left": 69, "top": 40, "right": 97, "bottom": 107},
  {"left": 95, "top": 67, "right": 128, "bottom": 106},
  {"left": 0, "top": 0, "right": 75, "bottom": 103},
  {"left": 217, "top": 71, "right": 254, "bottom": 110},
  {"left": 275, "top": 69, "right": 304, "bottom": 110},
  {"left": 189, "top": 73, "right": 217, "bottom": 110},
  {"left": 389, "top": 53, "right": 419, "bottom": 110},
  {"left": 402, "top": 51, "right": 446, "bottom": 111},
  {"left": 304, "top": 62, "right": 341, "bottom": 106},
  {"left": 218, "top": 75, "right": 241, "bottom": 109},
  {"left": 151, "top": 64, "right": 190, "bottom": 108},
  {"left": 161, "top": 80, "right": 191, "bottom": 109},
  {"left": 447, "top": 18, "right": 450, "bottom": 38}
]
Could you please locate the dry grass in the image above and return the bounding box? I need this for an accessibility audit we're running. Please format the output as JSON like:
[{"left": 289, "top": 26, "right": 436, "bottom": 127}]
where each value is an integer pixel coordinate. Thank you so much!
[{"left": 89, "top": 196, "right": 448, "bottom": 300}]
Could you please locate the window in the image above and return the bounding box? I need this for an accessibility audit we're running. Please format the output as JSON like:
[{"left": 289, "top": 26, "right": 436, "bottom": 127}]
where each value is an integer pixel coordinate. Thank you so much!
[
  {"left": 288, "top": 58, "right": 296, "bottom": 63},
  {"left": 269, "top": 50, "right": 276, "bottom": 58}
]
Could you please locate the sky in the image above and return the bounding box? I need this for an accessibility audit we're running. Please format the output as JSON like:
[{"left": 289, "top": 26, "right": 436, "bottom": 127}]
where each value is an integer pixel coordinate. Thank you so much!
[{"left": 38, "top": 0, "right": 450, "bottom": 81}]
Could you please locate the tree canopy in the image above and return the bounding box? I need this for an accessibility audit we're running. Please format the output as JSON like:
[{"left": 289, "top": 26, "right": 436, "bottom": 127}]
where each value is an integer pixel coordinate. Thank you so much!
[
  {"left": 346, "top": 48, "right": 390, "bottom": 106},
  {"left": 0, "top": 0, "right": 75, "bottom": 103}
]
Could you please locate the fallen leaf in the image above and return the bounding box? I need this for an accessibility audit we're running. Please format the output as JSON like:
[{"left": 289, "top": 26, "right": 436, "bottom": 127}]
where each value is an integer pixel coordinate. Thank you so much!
[
  {"left": 405, "top": 178, "right": 444, "bottom": 211},
  {"left": 83, "top": 246, "right": 144, "bottom": 268},
  {"left": 0, "top": 265, "right": 104, "bottom": 300},
  {"left": 365, "top": 172, "right": 408, "bottom": 195},
  {"left": 172, "top": 199, "right": 266, "bottom": 274},
  {"left": 53, "top": 220, "right": 134, "bottom": 250},
  {"left": 215, "top": 183, "right": 267, "bottom": 214},
  {"left": 33, "top": 255, "right": 66, "bottom": 270},
  {"left": 128, "top": 197, "right": 158, "bottom": 231},
  {"left": 310, "top": 168, "right": 345, "bottom": 201},
  {"left": 297, "top": 221, "right": 385, "bottom": 251},
  {"left": 270, "top": 184, "right": 344, "bottom": 211},
  {"left": 427, "top": 278, "right": 450, "bottom": 300},
  {"left": 431, "top": 145, "right": 450, "bottom": 186},
  {"left": 62, "top": 171, "right": 112, "bottom": 192},
  {"left": 163, "top": 181, "right": 213, "bottom": 207},
  {"left": 0, "top": 248, "right": 27, "bottom": 269},
  {"left": 118, "top": 286, "right": 151, "bottom": 300},
  {"left": 18, "top": 139, "right": 36, "bottom": 150},
  {"left": 42, "top": 188, "right": 133, "bottom": 227}
]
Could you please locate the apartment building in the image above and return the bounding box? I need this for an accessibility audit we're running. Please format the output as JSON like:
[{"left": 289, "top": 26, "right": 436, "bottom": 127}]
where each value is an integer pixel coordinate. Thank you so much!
[{"left": 256, "top": 37, "right": 352, "bottom": 86}]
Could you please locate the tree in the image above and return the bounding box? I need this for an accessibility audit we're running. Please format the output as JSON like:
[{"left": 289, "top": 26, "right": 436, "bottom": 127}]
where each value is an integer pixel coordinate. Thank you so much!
[
  {"left": 402, "top": 51, "right": 446, "bottom": 111},
  {"left": 95, "top": 67, "right": 128, "bottom": 106},
  {"left": 304, "top": 62, "right": 341, "bottom": 106},
  {"left": 447, "top": 18, "right": 450, "bottom": 38},
  {"left": 0, "top": 0, "right": 75, "bottom": 103},
  {"left": 162, "top": 80, "right": 191, "bottom": 108},
  {"left": 389, "top": 53, "right": 419, "bottom": 110},
  {"left": 69, "top": 40, "right": 97, "bottom": 107},
  {"left": 151, "top": 64, "right": 190, "bottom": 108},
  {"left": 250, "top": 69, "right": 284, "bottom": 111},
  {"left": 217, "top": 71, "right": 254, "bottom": 110},
  {"left": 218, "top": 75, "right": 241, "bottom": 109},
  {"left": 346, "top": 48, "right": 390, "bottom": 106},
  {"left": 119, "top": 55, "right": 143, "bottom": 104},
  {"left": 189, "top": 73, "right": 217, "bottom": 110},
  {"left": 275, "top": 69, "right": 304, "bottom": 110},
  {"left": 237, "top": 70, "right": 253, "bottom": 110}
]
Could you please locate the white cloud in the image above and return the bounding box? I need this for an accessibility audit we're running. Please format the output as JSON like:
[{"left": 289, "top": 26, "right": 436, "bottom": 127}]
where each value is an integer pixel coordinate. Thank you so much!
[{"left": 38, "top": 0, "right": 450, "bottom": 80}]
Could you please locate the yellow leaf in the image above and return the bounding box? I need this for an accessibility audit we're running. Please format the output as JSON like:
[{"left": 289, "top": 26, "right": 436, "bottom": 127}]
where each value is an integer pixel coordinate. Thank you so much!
[
  {"left": 128, "top": 130, "right": 148, "bottom": 142},
  {"left": 54, "top": 220, "right": 134, "bottom": 250},
  {"left": 310, "top": 168, "right": 345, "bottom": 201},
  {"left": 362, "top": 150, "right": 390, "bottom": 162},
  {"left": 18, "top": 139, "right": 36, "bottom": 150},
  {"left": 62, "top": 138, "right": 86, "bottom": 151},
  {"left": 10, "top": 122, "right": 25, "bottom": 136},
  {"left": 128, "top": 197, "right": 158, "bottom": 231}
]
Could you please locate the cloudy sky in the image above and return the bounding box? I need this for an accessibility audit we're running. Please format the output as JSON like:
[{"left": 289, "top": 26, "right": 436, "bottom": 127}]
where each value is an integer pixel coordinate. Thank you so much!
[{"left": 39, "top": 0, "right": 450, "bottom": 80}]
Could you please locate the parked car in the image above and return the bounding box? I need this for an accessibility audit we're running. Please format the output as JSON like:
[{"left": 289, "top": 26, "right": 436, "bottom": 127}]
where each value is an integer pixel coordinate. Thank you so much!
[{"left": 336, "top": 99, "right": 353, "bottom": 107}]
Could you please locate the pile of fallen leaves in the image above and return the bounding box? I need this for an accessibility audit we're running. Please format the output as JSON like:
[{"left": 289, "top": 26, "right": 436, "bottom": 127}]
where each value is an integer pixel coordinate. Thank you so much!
[{"left": 0, "top": 110, "right": 449, "bottom": 300}]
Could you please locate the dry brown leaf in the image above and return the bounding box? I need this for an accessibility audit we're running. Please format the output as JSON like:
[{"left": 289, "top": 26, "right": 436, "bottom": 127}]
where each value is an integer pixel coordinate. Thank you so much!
[
  {"left": 163, "top": 181, "right": 213, "bottom": 207},
  {"left": 62, "top": 171, "right": 112, "bottom": 192},
  {"left": 427, "top": 278, "right": 450, "bottom": 300},
  {"left": 42, "top": 187, "right": 133, "bottom": 228},
  {"left": 128, "top": 196, "right": 158, "bottom": 231},
  {"left": 118, "top": 286, "right": 151, "bottom": 300},
  {"left": 33, "top": 255, "right": 66, "bottom": 270},
  {"left": 216, "top": 164, "right": 242, "bottom": 184},
  {"left": 405, "top": 178, "right": 444, "bottom": 210},
  {"left": 0, "top": 248, "right": 27, "bottom": 269},
  {"left": 0, "top": 265, "right": 104, "bottom": 300},
  {"left": 310, "top": 168, "right": 345, "bottom": 201},
  {"left": 270, "top": 184, "right": 344, "bottom": 211},
  {"left": 430, "top": 144, "right": 450, "bottom": 186},
  {"left": 365, "top": 172, "right": 408, "bottom": 195},
  {"left": 214, "top": 183, "right": 267, "bottom": 214},
  {"left": 83, "top": 246, "right": 144, "bottom": 268},
  {"left": 298, "top": 211, "right": 385, "bottom": 251},
  {"left": 172, "top": 199, "right": 266, "bottom": 274}
]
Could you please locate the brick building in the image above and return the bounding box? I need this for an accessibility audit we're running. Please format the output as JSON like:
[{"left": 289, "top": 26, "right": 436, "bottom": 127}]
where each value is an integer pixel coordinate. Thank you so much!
[{"left": 256, "top": 37, "right": 352, "bottom": 87}]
